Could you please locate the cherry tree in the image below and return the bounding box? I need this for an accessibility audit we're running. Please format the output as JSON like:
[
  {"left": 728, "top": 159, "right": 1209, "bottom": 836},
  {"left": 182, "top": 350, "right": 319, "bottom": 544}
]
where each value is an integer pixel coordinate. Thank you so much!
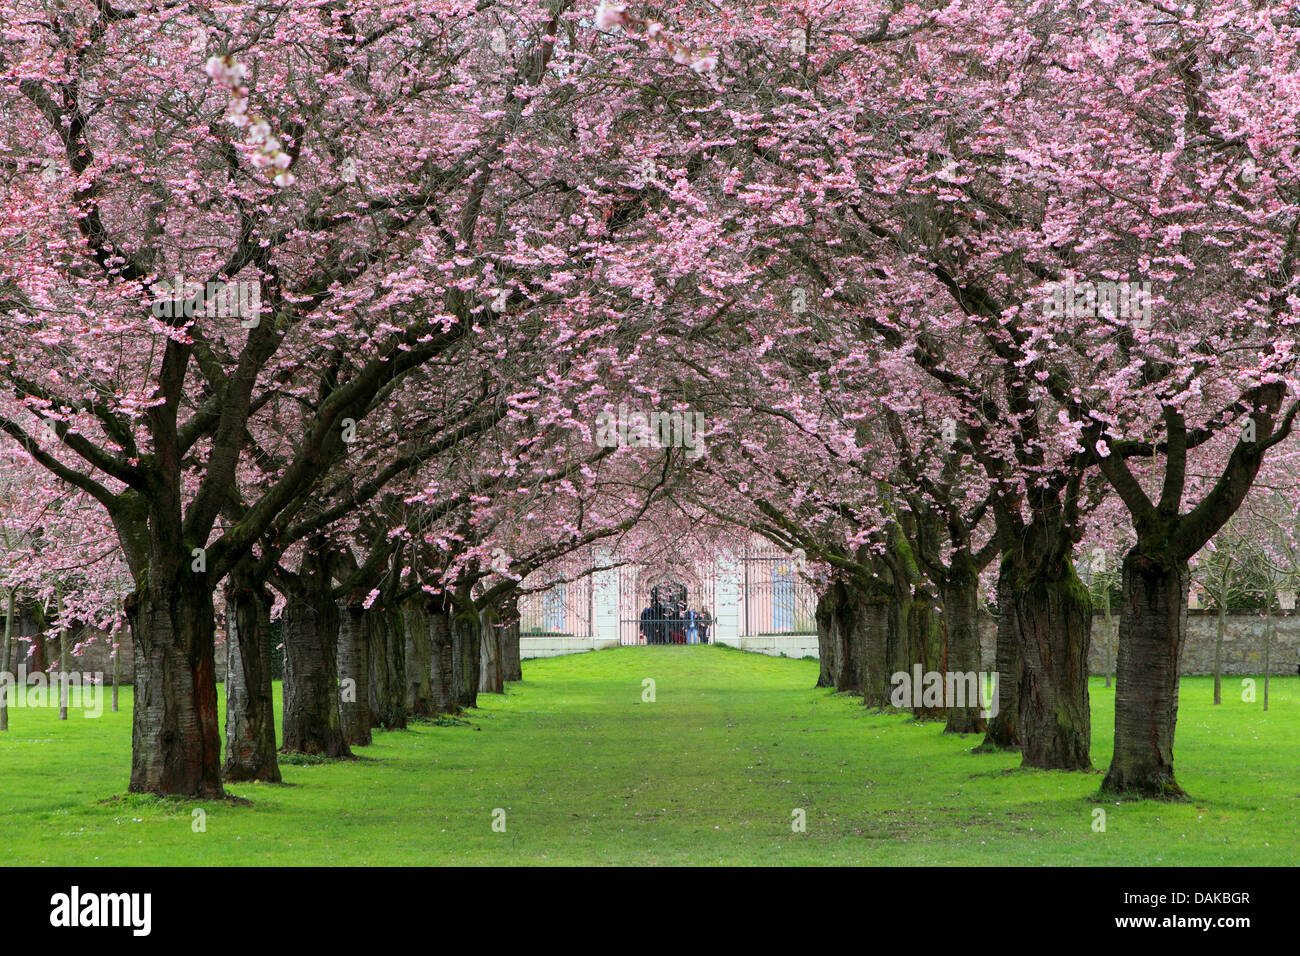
[
  {"left": 0, "top": 0, "right": 727, "bottom": 796},
  {"left": 671, "top": 0, "right": 1300, "bottom": 791}
]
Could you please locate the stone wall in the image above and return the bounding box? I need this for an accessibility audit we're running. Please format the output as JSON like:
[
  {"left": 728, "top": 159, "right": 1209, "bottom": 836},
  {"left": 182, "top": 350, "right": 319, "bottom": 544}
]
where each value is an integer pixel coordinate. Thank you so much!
[{"left": 976, "top": 610, "right": 1300, "bottom": 676}]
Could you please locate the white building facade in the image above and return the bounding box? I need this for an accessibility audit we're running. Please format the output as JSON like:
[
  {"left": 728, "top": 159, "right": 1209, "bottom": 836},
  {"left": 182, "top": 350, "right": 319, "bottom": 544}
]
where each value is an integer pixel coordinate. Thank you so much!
[{"left": 516, "top": 542, "right": 820, "bottom": 661}]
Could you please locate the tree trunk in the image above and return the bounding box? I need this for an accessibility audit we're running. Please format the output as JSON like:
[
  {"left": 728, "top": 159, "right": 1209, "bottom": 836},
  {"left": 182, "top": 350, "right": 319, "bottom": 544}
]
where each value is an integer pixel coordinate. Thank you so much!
[
  {"left": 0, "top": 587, "right": 13, "bottom": 732},
  {"left": 1263, "top": 604, "right": 1272, "bottom": 712},
  {"left": 1101, "top": 553, "right": 1187, "bottom": 798},
  {"left": 814, "top": 587, "right": 836, "bottom": 688},
  {"left": 26, "top": 606, "right": 47, "bottom": 676},
  {"left": 858, "top": 599, "right": 890, "bottom": 708},
  {"left": 500, "top": 598, "right": 522, "bottom": 683},
  {"left": 477, "top": 603, "right": 504, "bottom": 695},
  {"left": 429, "top": 605, "right": 458, "bottom": 715},
  {"left": 979, "top": 566, "right": 1021, "bottom": 751},
  {"left": 817, "top": 579, "right": 872, "bottom": 695},
  {"left": 825, "top": 584, "right": 852, "bottom": 691},
  {"left": 56, "top": 608, "right": 70, "bottom": 721},
  {"left": 941, "top": 571, "right": 986, "bottom": 735},
  {"left": 1102, "top": 585, "right": 1114, "bottom": 689},
  {"left": 885, "top": 589, "right": 912, "bottom": 684},
  {"left": 126, "top": 575, "right": 225, "bottom": 798},
  {"left": 404, "top": 603, "right": 434, "bottom": 716},
  {"left": 1008, "top": 560, "right": 1092, "bottom": 770},
  {"left": 222, "top": 569, "right": 282, "bottom": 782},
  {"left": 338, "top": 603, "right": 372, "bottom": 747},
  {"left": 453, "top": 607, "right": 480, "bottom": 710},
  {"left": 907, "top": 587, "right": 946, "bottom": 719},
  {"left": 477, "top": 625, "right": 502, "bottom": 695},
  {"left": 1212, "top": 597, "right": 1225, "bottom": 706},
  {"left": 367, "top": 606, "right": 407, "bottom": 729},
  {"left": 280, "top": 560, "right": 351, "bottom": 758}
]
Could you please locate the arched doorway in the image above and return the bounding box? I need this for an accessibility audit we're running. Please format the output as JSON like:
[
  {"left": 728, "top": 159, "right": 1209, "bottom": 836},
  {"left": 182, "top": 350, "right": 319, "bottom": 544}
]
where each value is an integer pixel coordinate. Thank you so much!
[{"left": 622, "top": 573, "right": 715, "bottom": 646}]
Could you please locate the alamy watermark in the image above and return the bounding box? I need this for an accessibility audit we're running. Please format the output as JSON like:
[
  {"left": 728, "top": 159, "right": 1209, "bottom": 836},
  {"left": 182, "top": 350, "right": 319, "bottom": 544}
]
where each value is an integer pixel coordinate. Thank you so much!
[
  {"left": 1042, "top": 279, "right": 1151, "bottom": 327},
  {"left": 150, "top": 275, "right": 261, "bottom": 326},
  {"left": 50, "top": 886, "right": 150, "bottom": 936},
  {"left": 1, "top": 665, "right": 105, "bottom": 718},
  {"left": 889, "top": 666, "right": 999, "bottom": 719},
  {"left": 594, "top": 404, "right": 707, "bottom": 459}
]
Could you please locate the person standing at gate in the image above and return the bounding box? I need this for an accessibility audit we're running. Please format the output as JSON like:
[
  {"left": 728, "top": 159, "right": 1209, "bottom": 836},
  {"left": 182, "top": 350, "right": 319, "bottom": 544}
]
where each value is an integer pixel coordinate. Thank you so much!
[
  {"left": 699, "top": 608, "right": 712, "bottom": 644},
  {"left": 685, "top": 608, "right": 699, "bottom": 644},
  {"left": 639, "top": 604, "right": 653, "bottom": 645}
]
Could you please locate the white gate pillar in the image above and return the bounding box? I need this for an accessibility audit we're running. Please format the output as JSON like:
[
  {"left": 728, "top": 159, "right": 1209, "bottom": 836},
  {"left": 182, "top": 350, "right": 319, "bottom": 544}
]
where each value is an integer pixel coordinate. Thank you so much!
[
  {"left": 713, "top": 551, "right": 742, "bottom": 645},
  {"left": 592, "top": 546, "right": 620, "bottom": 647}
]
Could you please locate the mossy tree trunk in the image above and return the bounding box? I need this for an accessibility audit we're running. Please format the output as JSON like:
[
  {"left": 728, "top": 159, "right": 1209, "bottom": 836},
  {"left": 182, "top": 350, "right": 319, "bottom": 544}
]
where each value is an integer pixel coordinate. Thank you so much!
[
  {"left": 979, "top": 565, "right": 1021, "bottom": 751},
  {"left": 428, "top": 599, "right": 459, "bottom": 715},
  {"left": 477, "top": 602, "right": 504, "bottom": 695},
  {"left": 814, "top": 587, "right": 837, "bottom": 688},
  {"left": 907, "top": 585, "right": 947, "bottom": 720},
  {"left": 940, "top": 560, "right": 987, "bottom": 735},
  {"left": 367, "top": 606, "right": 407, "bottom": 729},
  {"left": 222, "top": 560, "right": 282, "bottom": 782},
  {"left": 126, "top": 572, "right": 225, "bottom": 797},
  {"left": 280, "top": 544, "right": 351, "bottom": 759},
  {"left": 111, "top": 642, "right": 120, "bottom": 713},
  {"left": 404, "top": 602, "right": 434, "bottom": 716},
  {"left": 1102, "top": 552, "right": 1188, "bottom": 797},
  {"left": 858, "top": 597, "right": 891, "bottom": 708},
  {"left": 338, "top": 603, "right": 372, "bottom": 747},
  {"left": 1006, "top": 555, "right": 1092, "bottom": 770},
  {"left": 56, "top": 589, "right": 70, "bottom": 721},
  {"left": 0, "top": 587, "right": 13, "bottom": 732},
  {"left": 1212, "top": 589, "right": 1226, "bottom": 705},
  {"left": 500, "top": 595, "right": 522, "bottom": 683},
  {"left": 452, "top": 601, "right": 480, "bottom": 711}
]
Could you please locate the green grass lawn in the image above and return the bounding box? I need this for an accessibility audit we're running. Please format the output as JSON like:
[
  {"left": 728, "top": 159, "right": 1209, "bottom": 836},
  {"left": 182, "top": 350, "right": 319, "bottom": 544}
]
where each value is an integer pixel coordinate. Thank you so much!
[{"left": 1, "top": 645, "right": 1297, "bottom": 865}]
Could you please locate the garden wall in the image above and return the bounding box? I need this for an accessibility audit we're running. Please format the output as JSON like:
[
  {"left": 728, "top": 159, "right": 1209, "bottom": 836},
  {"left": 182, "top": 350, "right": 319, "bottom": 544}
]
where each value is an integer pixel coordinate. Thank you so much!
[
  {"left": 6, "top": 609, "right": 1298, "bottom": 684},
  {"left": 977, "top": 610, "right": 1300, "bottom": 676}
]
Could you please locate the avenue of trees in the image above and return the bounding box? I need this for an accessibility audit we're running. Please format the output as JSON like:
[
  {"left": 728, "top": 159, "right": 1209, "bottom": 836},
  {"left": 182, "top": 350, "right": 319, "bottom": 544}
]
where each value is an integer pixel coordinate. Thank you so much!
[{"left": 2, "top": 0, "right": 1299, "bottom": 802}]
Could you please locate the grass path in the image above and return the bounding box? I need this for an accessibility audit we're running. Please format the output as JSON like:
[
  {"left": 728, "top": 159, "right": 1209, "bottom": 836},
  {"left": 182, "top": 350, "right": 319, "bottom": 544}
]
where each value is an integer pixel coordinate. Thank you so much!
[{"left": 1, "top": 645, "right": 1297, "bottom": 865}]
